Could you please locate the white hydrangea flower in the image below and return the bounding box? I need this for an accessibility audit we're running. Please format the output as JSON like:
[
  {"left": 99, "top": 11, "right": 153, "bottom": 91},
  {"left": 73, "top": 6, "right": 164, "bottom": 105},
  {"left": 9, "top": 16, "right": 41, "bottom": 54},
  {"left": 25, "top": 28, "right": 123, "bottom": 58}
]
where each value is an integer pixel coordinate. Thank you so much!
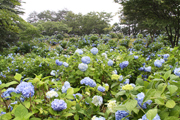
[
  {"left": 107, "top": 100, "right": 117, "bottom": 112},
  {"left": 46, "top": 90, "right": 58, "bottom": 98},
  {"left": 92, "top": 95, "right": 103, "bottom": 106}
]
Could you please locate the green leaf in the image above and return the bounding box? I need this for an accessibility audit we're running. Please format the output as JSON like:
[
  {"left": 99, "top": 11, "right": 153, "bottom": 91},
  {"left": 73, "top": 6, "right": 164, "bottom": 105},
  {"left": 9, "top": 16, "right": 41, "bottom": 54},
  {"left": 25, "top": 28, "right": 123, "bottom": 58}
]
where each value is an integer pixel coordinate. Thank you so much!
[
  {"left": 115, "top": 91, "right": 125, "bottom": 97},
  {"left": 165, "top": 100, "right": 176, "bottom": 108},
  {"left": 76, "top": 103, "right": 81, "bottom": 111},
  {"left": 170, "top": 74, "right": 179, "bottom": 81},
  {"left": 136, "top": 78, "right": 144, "bottom": 86},
  {"left": 155, "top": 98, "right": 164, "bottom": 105},
  {"left": 14, "top": 73, "right": 22, "bottom": 81},
  {"left": 0, "top": 113, "right": 12, "bottom": 120},
  {"left": 164, "top": 70, "right": 171, "bottom": 81},
  {"left": 0, "top": 81, "right": 18, "bottom": 89},
  {"left": 153, "top": 79, "right": 164, "bottom": 81},
  {"left": 146, "top": 109, "right": 157, "bottom": 120},
  {"left": 62, "top": 113, "right": 73, "bottom": 117},
  {"left": 125, "top": 100, "right": 137, "bottom": 114},
  {"left": 67, "top": 88, "right": 74, "bottom": 95},
  {"left": 74, "top": 114, "right": 79, "bottom": 120},
  {"left": 24, "top": 101, "right": 30, "bottom": 109},
  {"left": 167, "top": 85, "right": 178, "bottom": 95}
]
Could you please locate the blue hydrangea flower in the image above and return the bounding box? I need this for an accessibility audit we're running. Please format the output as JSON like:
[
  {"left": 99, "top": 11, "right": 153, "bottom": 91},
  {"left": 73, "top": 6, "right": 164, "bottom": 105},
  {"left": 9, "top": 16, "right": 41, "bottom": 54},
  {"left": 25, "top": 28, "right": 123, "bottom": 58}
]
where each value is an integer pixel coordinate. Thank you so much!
[
  {"left": 55, "top": 60, "right": 63, "bottom": 66},
  {"left": 144, "top": 66, "right": 151, "bottom": 72},
  {"left": 0, "top": 111, "right": 6, "bottom": 116},
  {"left": 134, "top": 56, "right": 139, "bottom": 59},
  {"left": 124, "top": 79, "right": 129, "bottom": 84},
  {"left": 78, "top": 63, "right": 88, "bottom": 72},
  {"left": 92, "top": 95, "right": 103, "bottom": 106},
  {"left": 112, "top": 70, "right": 118, "bottom": 74},
  {"left": 119, "top": 75, "right": 123, "bottom": 81},
  {"left": 15, "top": 82, "right": 34, "bottom": 98},
  {"left": 115, "top": 110, "right": 129, "bottom": 120},
  {"left": 119, "top": 61, "right": 129, "bottom": 69},
  {"left": 75, "top": 49, "right": 83, "bottom": 55},
  {"left": 81, "top": 56, "right": 91, "bottom": 64},
  {"left": 73, "top": 93, "right": 82, "bottom": 99},
  {"left": 62, "top": 81, "right": 71, "bottom": 93},
  {"left": 1, "top": 87, "right": 16, "bottom": 100},
  {"left": 63, "top": 62, "right": 69, "bottom": 67},
  {"left": 136, "top": 92, "right": 152, "bottom": 109},
  {"left": 174, "top": 68, "right": 180, "bottom": 76},
  {"left": 91, "top": 47, "right": 98, "bottom": 55},
  {"left": 138, "top": 67, "right": 145, "bottom": 71},
  {"left": 0, "top": 80, "right": 2, "bottom": 85},
  {"left": 23, "top": 61, "right": 25, "bottom": 64},
  {"left": 98, "top": 86, "right": 105, "bottom": 92},
  {"left": 142, "top": 114, "right": 161, "bottom": 120},
  {"left": 80, "top": 77, "right": 96, "bottom": 87},
  {"left": 163, "top": 54, "right": 170, "bottom": 59},
  {"left": 51, "top": 99, "right": 67, "bottom": 111},
  {"left": 154, "top": 60, "right": 162, "bottom": 68},
  {"left": 108, "top": 60, "right": 114, "bottom": 66},
  {"left": 160, "top": 59, "right": 165, "bottom": 63},
  {"left": 169, "top": 65, "right": 173, "bottom": 68},
  {"left": 110, "top": 49, "right": 113, "bottom": 52}
]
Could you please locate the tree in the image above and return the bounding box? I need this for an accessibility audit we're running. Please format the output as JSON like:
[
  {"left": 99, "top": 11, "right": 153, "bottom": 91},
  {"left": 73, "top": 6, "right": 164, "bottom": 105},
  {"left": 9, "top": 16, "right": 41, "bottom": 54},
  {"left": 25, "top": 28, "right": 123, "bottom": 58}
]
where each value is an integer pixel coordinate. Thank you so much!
[
  {"left": 115, "top": 0, "right": 180, "bottom": 47},
  {"left": 0, "top": 0, "right": 25, "bottom": 50},
  {"left": 35, "top": 21, "right": 72, "bottom": 36}
]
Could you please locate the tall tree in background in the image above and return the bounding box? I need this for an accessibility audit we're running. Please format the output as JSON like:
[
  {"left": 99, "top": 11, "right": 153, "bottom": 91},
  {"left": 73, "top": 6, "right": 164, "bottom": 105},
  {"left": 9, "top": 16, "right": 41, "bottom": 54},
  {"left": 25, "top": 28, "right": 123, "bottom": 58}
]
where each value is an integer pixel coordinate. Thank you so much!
[
  {"left": 115, "top": 0, "right": 180, "bottom": 47},
  {"left": 0, "top": 0, "right": 24, "bottom": 49}
]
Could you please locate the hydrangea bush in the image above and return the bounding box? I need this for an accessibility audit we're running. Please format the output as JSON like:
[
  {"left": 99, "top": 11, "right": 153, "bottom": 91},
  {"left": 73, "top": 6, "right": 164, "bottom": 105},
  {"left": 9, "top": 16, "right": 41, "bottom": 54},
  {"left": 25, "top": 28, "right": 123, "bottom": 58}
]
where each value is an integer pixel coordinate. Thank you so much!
[{"left": 0, "top": 34, "right": 180, "bottom": 120}]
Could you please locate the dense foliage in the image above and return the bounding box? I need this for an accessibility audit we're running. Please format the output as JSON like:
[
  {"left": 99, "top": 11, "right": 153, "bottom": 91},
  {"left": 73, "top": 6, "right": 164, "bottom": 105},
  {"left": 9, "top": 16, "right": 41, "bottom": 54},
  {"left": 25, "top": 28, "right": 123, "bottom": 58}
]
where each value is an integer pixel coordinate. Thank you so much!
[{"left": 0, "top": 34, "right": 180, "bottom": 120}]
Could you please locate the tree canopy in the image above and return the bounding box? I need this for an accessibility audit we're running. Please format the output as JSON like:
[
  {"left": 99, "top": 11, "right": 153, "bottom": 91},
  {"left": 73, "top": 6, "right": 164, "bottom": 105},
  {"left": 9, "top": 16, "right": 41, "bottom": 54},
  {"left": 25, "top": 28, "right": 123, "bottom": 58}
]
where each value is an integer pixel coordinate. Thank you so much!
[{"left": 115, "top": 0, "right": 180, "bottom": 47}]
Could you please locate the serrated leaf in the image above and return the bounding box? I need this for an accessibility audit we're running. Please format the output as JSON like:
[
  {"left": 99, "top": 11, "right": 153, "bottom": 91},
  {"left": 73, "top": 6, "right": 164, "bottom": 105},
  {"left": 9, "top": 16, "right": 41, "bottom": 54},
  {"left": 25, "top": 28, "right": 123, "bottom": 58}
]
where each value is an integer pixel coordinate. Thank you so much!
[
  {"left": 146, "top": 109, "right": 157, "bottom": 120},
  {"left": 67, "top": 88, "right": 74, "bottom": 95},
  {"left": 155, "top": 98, "right": 164, "bottom": 105},
  {"left": 165, "top": 100, "right": 176, "bottom": 108},
  {"left": 167, "top": 85, "right": 178, "bottom": 95},
  {"left": 14, "top": 73, "right": 22, "bottom": 81},
  {"left": 125, "top": 100, "right": 137, "bottom": 114},
  {"left": 164, "top": 70, "right": 171, "bottom": 81}
]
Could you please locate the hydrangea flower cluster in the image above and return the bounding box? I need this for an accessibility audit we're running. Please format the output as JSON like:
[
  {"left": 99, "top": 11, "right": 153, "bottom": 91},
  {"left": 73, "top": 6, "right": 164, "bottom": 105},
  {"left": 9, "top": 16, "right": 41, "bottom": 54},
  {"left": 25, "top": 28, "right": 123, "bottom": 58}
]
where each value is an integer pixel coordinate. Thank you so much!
[
  {"left": 111, "top": 74, "right": 121, "bottom": 81},
  {"left": 97, "top": 86, "right": 105, "bottom": 92},
  {"left": 122, "top": 84, "right": 134, "bottom": 91},
  {"left": 1, "top": 87, "right": 16, "bottom": 100},
  {"left": 107, "top": 100, "right": 117, "bottom": 112},
  {"left": 163, "top": 54, "right": 170, "bottom": 59},
  {"left": 73, "top": 93, "right": 82, "bottom": 99},
  {"left": 80, "top": 77, "right": 96, "bottom": 87},
  {"left": 55, "top": 59, "right": 63, "bottom": 66},
  {"left": 134, "top": 56, "right": 139, "bottom": 59},
  {"left": 16, "top": 82, "right": 34, "bottom": 98},
  {"left": 78, "top": 63, "right": 88, "bottom": 72},
  {"left": 119, "top": 61, "right": 129, "bottom": 69},
  {"left": 75, "top": 49, "right": 83, "bottom": 55},
  {"left": 50, "top": 70, "right": 57, "bottom": 76},
  {"left": 174, "top": 68, "right": 180, "bottom": 76},
  {"left": 51, "top": 99, "right": 67, "bottom": 111},
  {"left": 154, "top": 59, "right": 165, "bottom": 68},
  {"left": 91, "top": 116, "right": 105, "bottom": 120},
  {"left": 124, "top": 79, "right": 129, "bottom": 84},
  {"left": 115, "top": 110, "right": 129, "bottom": 120},
  {"left": 61, "top": 81, "right": 71, "bottom": 93},
  {"left": 46, "top": 90, "right": 59, "bottom": 98},
  {"left": 81, "top": 56, "right": 91, "bottom": 64},
  {"left": 92, "top": 95, "right": 103, "bottom": 106},
  {"left": 141, "top": 114, "right": 161, "bottom": 120},
  {"left": 136, "top": 92, "right": 152, "bottom": 109},
  {"left": 91, "top": 47, "right": 98, "bottom": 55},
  {"left": 108, "top": 60, "right": 114, "bottom": 66},
  {"left": 139, "top": 66, "right": 151, "bottom": 72},
  {"left": 63, "top": 62, "right": 68, "bottom": 67}
]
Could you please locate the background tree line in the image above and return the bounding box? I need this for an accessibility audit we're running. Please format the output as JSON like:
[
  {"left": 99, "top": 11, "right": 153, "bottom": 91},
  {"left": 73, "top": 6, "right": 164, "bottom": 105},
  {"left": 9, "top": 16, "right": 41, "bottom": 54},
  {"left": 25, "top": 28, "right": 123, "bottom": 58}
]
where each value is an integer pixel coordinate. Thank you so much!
[{"left": 27, "top": 9, "right": 113, "bottom": 36}]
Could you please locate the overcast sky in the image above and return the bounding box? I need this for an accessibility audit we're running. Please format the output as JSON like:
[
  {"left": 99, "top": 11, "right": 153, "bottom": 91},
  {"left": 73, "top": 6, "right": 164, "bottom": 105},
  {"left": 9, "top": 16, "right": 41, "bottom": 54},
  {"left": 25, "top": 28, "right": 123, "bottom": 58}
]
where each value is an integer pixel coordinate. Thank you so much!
[{"left": 20, "top": 0, "right": 121, "bottom": 25}]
